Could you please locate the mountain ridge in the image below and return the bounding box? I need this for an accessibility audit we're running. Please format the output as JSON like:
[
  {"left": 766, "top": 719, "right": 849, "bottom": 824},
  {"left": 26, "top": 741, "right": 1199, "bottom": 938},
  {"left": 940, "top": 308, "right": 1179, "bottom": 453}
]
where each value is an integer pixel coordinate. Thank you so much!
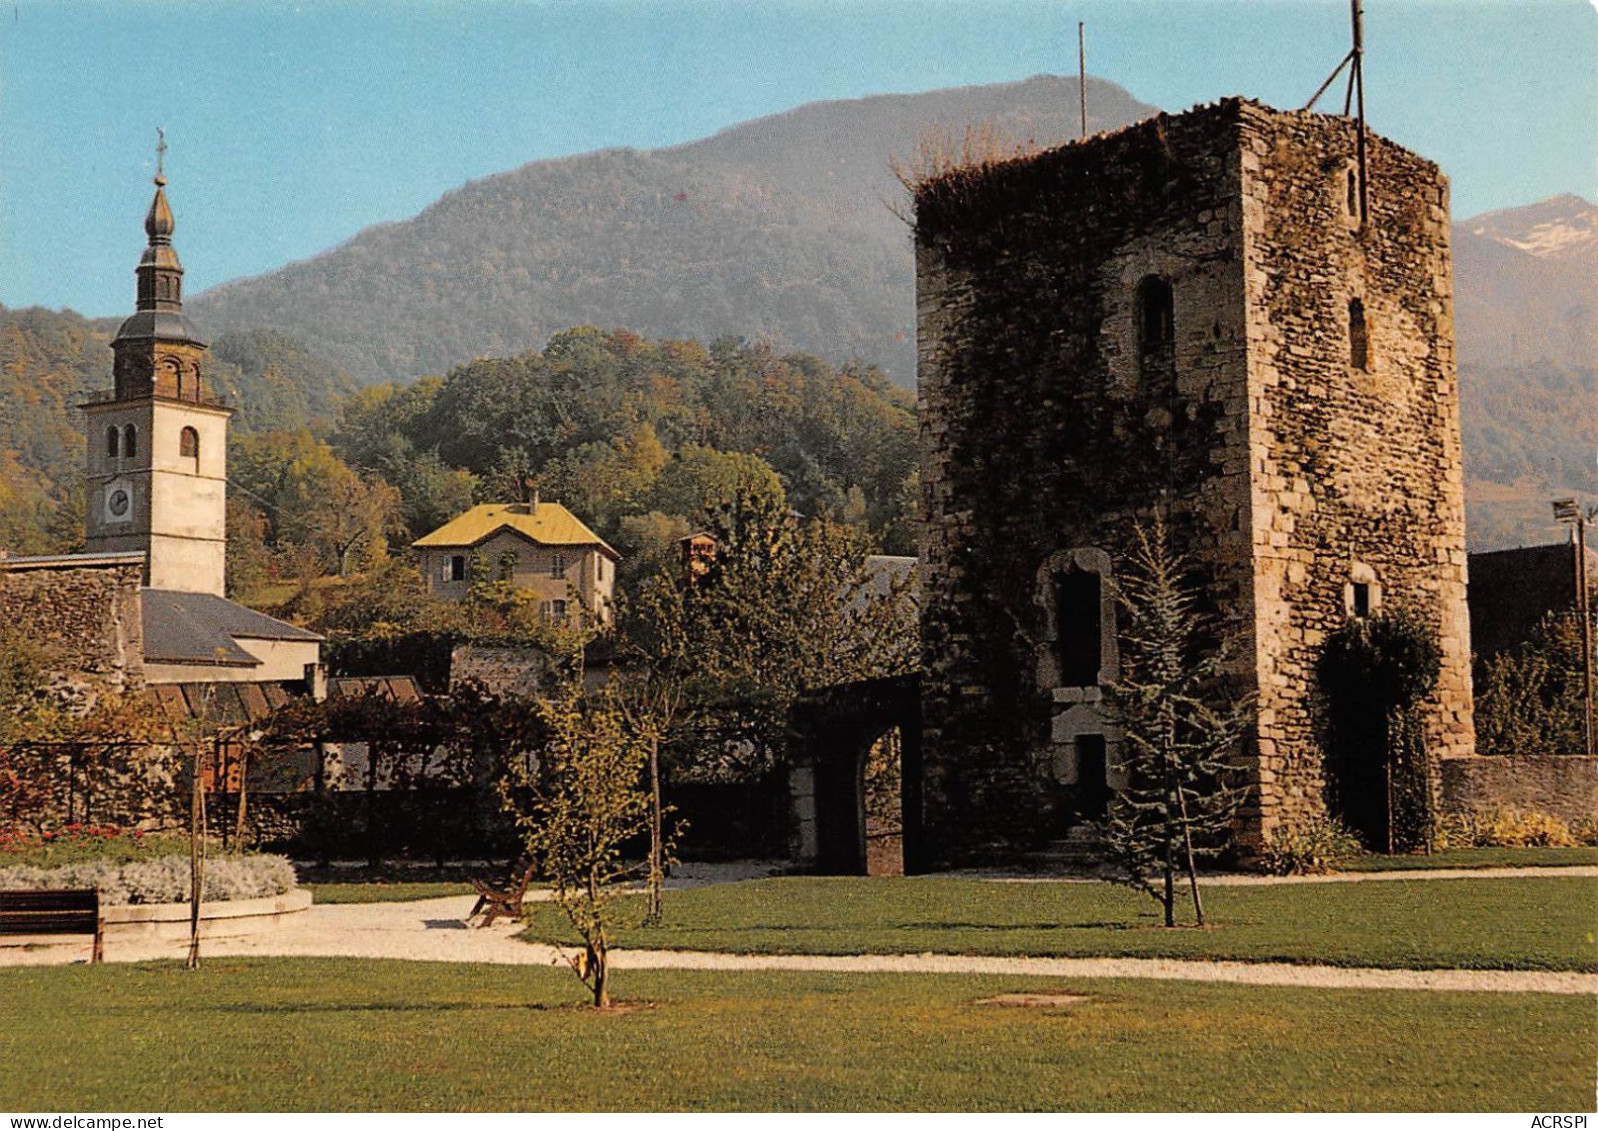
[
  {"left": 6, "top": 76, "right": 1590, "bottom": 551},
  {"left": 187, "top": 74, "right": 1158, "bottom": 386},
  {"left": 1462, "top": 193, "right": 1597, "bottom": 262}
]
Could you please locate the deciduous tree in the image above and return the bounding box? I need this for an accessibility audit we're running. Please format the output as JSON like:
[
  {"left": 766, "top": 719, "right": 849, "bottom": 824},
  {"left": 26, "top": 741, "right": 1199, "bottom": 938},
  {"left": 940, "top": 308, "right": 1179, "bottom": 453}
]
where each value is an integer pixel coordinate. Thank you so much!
[
  {"left": 626, "top": 489, "right": 918, "bottom": 780},
  {"left": 506, "top": 683, "right": 663, "bottom": 1008}
]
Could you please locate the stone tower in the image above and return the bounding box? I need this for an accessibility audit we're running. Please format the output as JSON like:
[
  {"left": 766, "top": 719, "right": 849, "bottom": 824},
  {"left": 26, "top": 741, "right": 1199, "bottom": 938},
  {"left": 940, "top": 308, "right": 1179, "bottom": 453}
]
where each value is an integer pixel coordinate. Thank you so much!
[
  {"left": 914, "top": 99, "right": 1474, "bottom": 858},
  {"left": 83, "top": 165, "right": 232, "bottom": 596}
]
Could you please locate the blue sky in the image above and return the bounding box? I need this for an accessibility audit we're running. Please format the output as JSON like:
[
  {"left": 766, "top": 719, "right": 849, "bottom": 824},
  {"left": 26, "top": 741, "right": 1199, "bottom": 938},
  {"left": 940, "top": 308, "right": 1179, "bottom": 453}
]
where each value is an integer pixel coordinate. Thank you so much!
[{"left": 2, "top": 0, "right": 1594, "bottom": 317}]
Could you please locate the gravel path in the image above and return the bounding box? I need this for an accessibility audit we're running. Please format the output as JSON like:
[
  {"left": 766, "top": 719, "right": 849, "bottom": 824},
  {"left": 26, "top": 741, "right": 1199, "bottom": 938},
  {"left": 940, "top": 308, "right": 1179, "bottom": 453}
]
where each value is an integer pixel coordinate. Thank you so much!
[
  {"left": 5, "top": 887, "right": 1593, "bottom": 996},
  {"left": 954, "top": 865, "right": 1598, "bottom": 885}
]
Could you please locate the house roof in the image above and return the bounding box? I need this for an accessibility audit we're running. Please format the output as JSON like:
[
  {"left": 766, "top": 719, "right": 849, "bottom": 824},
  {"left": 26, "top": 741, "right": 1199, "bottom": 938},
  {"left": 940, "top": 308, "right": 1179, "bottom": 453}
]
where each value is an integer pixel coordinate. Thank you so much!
[
  {"left": 327, "top": 675, "right": 424, "bottom": 704},
  {"left": 145, "top": 680, "right": 307, "bottom": 726},
  {"left": 143, "top": 676, "right": 425, "bottom": 741},
  {"left": 411, "top": 502, "right": 618, "bottom": 559},
  {"left": 142, "top": 589, "right": 323, "bottom": 668},
  {"left": 857, "top": 555, "right": 918, "bottom": 610}
]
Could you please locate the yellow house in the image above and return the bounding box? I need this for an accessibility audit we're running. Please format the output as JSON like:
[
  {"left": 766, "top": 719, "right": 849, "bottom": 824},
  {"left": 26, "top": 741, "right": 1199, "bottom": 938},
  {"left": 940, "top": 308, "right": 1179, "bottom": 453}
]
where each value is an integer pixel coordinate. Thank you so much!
[{"left": 413, "top": 502, "right": 619, "bottom": 625}]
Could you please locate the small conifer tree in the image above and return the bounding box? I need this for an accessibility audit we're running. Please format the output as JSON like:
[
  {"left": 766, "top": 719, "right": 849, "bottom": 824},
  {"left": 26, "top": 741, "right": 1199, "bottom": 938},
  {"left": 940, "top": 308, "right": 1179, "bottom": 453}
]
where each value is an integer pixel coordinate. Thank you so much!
[{"left": 1093, "top": 519, "right": 1251, "bottom": 927}]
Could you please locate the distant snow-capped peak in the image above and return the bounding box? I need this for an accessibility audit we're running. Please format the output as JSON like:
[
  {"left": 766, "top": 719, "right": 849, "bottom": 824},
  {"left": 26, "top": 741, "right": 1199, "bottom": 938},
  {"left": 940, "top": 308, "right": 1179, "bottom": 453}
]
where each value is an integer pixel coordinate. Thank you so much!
[{"left": 1465, "top": 193, "right": 1597, "bottom": 260}]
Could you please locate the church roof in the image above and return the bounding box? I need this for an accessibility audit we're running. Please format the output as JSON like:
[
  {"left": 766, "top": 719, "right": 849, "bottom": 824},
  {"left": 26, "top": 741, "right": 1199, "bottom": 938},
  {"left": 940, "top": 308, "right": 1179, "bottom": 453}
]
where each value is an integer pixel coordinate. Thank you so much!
[
  {"left": 412, "top": 502, "right": 618, "bottom": 559},
  {"left": 142, "top": 589, "right": 322, "bottom": 668}
]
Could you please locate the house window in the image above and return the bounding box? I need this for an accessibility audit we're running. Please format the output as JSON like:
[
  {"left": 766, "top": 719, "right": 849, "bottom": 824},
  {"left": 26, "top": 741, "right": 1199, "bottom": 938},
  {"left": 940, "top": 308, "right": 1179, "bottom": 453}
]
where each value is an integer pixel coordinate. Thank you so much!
[
  {"left": 122, "top": 424, "right": 137, "bottom": 460},
  {"left": 106, "top": 426, "right": 120, "bottom": 458},
  {"left": 448, "top": 555, "right": 466, "bottom": 582},
  {"left": 550, "top": 598, "right": 568, "bottom": 622},
  {"left": 1053, "top": 569, "right": 1103, "bottom": 688},
  {"left": 551, "top": 552, "right": 566, "bottom": 578},
  {"left": 1349, "top": 299, "right": 1369, "bottom": 371},
  {"left": 497, "top": 550, "right": 518, "bottom": 581},
  {"left": 179, "top": 426, "right": 199, "bottom": 460},
  {"left": 1135, "top": 275, "right": 1176, "bottom": 388}
]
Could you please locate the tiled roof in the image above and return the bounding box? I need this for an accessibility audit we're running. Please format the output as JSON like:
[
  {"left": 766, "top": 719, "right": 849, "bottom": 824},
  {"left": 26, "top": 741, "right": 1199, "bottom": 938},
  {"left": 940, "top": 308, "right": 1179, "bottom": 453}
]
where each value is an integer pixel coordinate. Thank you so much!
[
  {"left": 142, "top": 589, "right": 322, "bottom": 667},
  {"left": 412, "top": 502, "right": 617, "bottom": 558},
  {"left": 143, "top": 676, "right": 424, "bottom": 728},
  {"left": 145, "top": 680, "right": 305, "bottom": 726},
  {"left": 328, "top": 675, "right": 423, "bottom": 704}
]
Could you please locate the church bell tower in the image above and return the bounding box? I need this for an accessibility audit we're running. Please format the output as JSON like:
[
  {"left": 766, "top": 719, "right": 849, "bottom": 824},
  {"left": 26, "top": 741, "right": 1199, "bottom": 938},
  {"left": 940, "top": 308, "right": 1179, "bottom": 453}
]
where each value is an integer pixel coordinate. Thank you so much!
[{"left": 83, "top": 142, "right": 232, "bottom": 596}]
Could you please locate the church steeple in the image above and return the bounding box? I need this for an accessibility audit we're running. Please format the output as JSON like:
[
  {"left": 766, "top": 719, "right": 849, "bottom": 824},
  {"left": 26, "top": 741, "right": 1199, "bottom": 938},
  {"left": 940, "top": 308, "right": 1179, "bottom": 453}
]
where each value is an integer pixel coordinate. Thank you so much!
[
  {"left": 84, "top": 136, "right": 232, "bottom": 598},
  {"left": 110, "top": 131, "right": 209, "bottom": 403},
  {"left": 136, "top": 177, "right": 181, "bottom": 309}
]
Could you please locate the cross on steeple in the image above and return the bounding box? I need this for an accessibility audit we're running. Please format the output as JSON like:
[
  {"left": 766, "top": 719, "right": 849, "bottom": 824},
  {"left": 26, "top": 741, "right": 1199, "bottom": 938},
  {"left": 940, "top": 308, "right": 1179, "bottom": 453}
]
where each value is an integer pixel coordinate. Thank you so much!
[{"left": 155, "top": 127, "right": 167, "bottom": 184}]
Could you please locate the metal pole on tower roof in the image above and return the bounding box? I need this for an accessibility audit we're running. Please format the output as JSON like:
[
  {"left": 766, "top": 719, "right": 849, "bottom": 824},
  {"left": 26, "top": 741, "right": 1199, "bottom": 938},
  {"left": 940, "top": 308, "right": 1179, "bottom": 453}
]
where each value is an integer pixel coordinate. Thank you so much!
[
  {"left": 1351, "top": 0, "right": 1368, "bottom": 224},
  {"left": 1078, "top": 21, "right": 1087, "bottom": 139}
]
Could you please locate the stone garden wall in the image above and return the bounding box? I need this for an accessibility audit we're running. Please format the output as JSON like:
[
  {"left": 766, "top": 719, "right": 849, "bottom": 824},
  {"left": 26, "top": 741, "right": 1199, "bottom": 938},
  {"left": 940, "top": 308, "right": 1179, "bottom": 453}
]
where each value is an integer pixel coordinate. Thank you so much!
[{"left": 1438, "top": 755, "right": 1598, "bottom": 827}]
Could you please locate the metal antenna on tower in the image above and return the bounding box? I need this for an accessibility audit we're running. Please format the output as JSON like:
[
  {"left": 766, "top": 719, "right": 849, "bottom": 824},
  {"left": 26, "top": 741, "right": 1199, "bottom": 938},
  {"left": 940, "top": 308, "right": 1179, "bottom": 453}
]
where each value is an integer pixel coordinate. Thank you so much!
[
  {"left": 1078, "top": 21, "right": 1088, "bottom": 139},
  {"left": 1304, "top": 0, "right": 1368, "bottom": 223}
]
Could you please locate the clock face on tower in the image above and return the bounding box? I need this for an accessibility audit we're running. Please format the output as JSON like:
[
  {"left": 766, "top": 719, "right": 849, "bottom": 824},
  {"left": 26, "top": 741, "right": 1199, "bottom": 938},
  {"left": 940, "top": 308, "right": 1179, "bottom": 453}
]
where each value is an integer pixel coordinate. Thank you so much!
[{"left": 103, "top": 478, "right": 133, "bottom": 524}]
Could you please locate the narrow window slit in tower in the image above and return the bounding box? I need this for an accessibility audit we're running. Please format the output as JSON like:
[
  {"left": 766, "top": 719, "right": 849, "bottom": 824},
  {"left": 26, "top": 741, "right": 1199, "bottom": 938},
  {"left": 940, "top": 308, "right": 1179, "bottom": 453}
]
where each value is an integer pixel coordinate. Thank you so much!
[{"left": 1349, "top": 298, "right": 1369, "bottom": 370}]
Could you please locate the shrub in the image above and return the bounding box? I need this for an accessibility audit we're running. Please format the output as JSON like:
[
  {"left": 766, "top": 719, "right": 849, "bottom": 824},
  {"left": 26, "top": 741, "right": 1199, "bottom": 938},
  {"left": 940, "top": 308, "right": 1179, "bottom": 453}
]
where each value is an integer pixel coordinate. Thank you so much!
[
  {"left": 1474, "top": 611, "right": 1589, "bottom": 756},
  {"left": 1262, "top": 814, "right": 1364, "bottom": 875},
  {"left": 1433, "top": 806, "right": 1589, "bottom": 849},
  {"left": 0, "top": 853, "right": 296, "bottom": 905}
]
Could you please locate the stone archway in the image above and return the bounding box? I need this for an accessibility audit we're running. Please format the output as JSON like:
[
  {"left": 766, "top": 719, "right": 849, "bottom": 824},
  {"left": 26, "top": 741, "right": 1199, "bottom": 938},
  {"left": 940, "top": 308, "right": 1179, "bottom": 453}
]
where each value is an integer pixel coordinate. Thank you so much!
[{"left": 788, "top": 674, "right": 923, "bottom": 875}]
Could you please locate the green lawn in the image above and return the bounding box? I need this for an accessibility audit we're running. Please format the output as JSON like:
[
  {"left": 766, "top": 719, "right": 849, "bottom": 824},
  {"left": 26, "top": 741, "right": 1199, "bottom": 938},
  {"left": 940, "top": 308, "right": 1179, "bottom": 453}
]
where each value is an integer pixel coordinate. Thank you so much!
[
  {"left": 1340, "top": 846, "right": 1598, "bottom": 871},
  {"left": 306, "top": 882, "right": 475, "bottom": 904},
  {"left": 0, "top": 959, "right": 1589, "bottom": 1111},
  {"left": 521, "top": 875, "right": 1598, "bottom": 972}
]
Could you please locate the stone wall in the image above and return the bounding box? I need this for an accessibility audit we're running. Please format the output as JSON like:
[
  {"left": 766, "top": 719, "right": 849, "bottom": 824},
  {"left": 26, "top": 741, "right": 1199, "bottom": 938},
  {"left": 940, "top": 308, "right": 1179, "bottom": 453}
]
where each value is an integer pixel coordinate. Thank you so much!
[
  {"left": 1438, "top": 756, "right": 1598, "bottom": 828},
  {"left": 915, "top": 102, "right": 1254, "bottom": 854},
  {"left": 914, "top": 99, "right": 1474, "bottom": 861},
  {"left": 449, "top": 643, "right": 554, "bottom": 697},
  {"left": 0, "top": 556, "right": 146, "bottom": 703},
  {"left": 1238, "top": 104, "right": 1474, "bottom": 847}
]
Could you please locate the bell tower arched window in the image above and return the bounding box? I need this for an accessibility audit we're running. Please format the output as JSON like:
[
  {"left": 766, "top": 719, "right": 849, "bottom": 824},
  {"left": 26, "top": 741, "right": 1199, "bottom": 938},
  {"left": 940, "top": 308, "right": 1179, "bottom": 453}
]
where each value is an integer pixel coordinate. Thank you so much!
[
  {"left": 122, "top": 424, "right": 137, "bottom": 460},
  {"left": 106, "top": 426, "right": 121, "bottom": 459},
  {"left": 179, "top": 426, "right": 200, "bottom": 462}
]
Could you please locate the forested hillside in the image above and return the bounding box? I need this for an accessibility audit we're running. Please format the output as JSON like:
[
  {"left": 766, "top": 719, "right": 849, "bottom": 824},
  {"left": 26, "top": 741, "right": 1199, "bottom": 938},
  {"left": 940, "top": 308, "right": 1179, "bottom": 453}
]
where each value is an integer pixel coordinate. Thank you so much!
[{"left": 225, "top": 328, "right": 917, "bottom": 605}]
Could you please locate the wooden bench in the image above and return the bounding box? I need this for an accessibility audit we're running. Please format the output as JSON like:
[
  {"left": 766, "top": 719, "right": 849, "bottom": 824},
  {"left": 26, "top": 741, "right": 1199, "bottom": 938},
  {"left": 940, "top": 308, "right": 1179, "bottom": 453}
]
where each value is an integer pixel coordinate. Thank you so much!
[
  {"left": 0, "top": 889, "right": 104, "bottom": 962},
  {"left": 468, "top": 854, "right": 536, "bottom": 928}
]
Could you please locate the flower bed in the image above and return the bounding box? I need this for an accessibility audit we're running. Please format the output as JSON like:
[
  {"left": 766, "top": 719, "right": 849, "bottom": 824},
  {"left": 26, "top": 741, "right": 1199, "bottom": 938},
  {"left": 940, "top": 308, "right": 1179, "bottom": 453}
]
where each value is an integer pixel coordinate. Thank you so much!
[
  {"left": 0, "top": 825, "right": 296, "bottom": 905},
  {"left": 1, "top": 824, "right": 197, "bottom": 865}
]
